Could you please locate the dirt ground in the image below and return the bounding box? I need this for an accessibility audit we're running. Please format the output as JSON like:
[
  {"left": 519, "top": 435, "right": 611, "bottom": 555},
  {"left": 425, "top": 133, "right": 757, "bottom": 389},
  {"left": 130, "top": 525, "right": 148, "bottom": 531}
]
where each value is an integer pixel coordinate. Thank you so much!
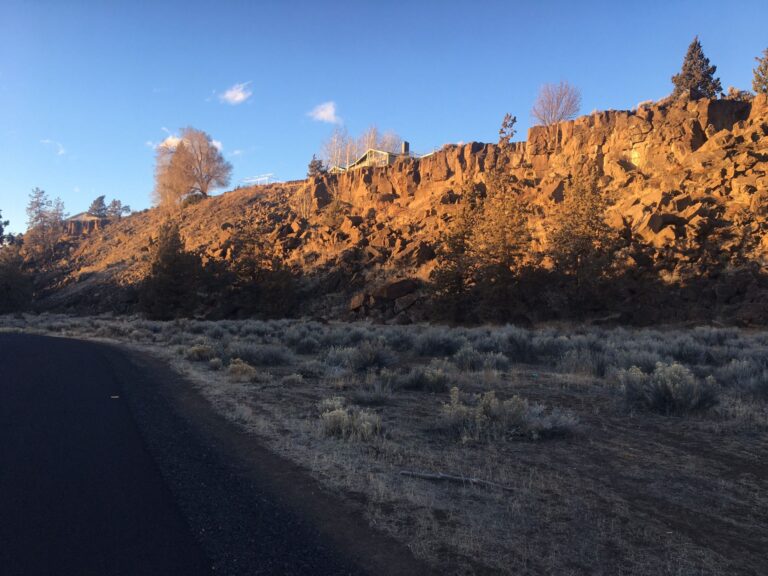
[{"left": 2, "top": 314, "right": 766, "bottom": 575}]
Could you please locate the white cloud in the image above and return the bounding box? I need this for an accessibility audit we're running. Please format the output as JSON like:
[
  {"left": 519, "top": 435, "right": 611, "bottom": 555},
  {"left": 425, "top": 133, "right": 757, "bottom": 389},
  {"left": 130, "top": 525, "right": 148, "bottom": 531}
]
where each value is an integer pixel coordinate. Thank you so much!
[
  {"left": 160, "top": 135, "right": 181, "bottom": 149},
  {"left": 308, "top": 101, "right": 340, "bottom": 124},
  {"left": 219, "top": 82, "right": 252, "bottom": 105},
  {"left": 41, "top": 138, "right": 66, "bottom": 156},
  {"left": 145, "top": 135, "right": 181, "bottom": 150},
  {"left": 230, "top": 149, "right": 243, "bottom": 157},
  {"left": 212, "top": 139, "right": 223, "bottom": 151}
]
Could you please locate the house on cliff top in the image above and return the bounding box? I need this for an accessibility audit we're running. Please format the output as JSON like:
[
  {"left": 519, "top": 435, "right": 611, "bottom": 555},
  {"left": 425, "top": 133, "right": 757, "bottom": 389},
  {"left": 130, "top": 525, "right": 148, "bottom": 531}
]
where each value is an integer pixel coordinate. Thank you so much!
[
  {"left": 332, "top": 141, "right": 427, "bottom": 173},
  {"left": 64, "top": 212, "right": 109, "bottom": 236}
]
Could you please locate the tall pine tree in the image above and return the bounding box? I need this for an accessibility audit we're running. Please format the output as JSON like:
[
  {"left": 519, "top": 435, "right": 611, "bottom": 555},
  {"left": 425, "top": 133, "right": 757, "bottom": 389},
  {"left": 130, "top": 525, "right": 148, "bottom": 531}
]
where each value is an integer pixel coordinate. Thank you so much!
[{"left": 671, "top": 36, "right": 722, "bottom": 99}]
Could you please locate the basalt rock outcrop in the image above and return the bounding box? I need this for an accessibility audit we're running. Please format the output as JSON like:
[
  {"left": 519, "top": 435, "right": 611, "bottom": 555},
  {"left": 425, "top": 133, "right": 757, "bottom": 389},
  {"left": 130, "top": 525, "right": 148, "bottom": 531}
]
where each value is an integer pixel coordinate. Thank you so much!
[{"left": 40, "top": 94, "right": 768, "bottom": 324}]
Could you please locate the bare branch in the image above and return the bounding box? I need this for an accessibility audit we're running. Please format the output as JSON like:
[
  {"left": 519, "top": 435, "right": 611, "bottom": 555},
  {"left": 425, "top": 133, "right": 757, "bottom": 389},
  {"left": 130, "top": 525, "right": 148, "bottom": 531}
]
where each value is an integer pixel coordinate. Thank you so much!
[
  {"left": 531, "top": 81, "right": 582, "bottom": 126},
  {"left": 399, "top": 470, "right": 515, "bottom": 492}
]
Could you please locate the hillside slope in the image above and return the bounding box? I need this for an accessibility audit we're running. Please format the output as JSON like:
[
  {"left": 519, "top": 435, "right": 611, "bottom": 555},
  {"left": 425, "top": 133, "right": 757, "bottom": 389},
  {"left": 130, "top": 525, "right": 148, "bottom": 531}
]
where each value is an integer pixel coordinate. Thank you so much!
[{"left": 43, "top": 93, "right": 768, "bottom": 324}]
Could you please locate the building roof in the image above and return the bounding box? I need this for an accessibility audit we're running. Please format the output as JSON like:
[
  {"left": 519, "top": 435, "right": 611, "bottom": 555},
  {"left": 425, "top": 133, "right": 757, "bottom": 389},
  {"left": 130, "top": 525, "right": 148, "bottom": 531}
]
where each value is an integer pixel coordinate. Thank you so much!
[{"left": 65, "top": 212, "right": 104, "bottom": 222}]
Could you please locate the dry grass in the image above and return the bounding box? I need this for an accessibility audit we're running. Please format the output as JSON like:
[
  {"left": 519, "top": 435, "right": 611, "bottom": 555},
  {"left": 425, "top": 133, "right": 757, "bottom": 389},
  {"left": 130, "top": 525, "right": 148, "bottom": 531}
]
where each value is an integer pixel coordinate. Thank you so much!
[{"left": 3, "top": 313, "right": 768, "bottom": 575}]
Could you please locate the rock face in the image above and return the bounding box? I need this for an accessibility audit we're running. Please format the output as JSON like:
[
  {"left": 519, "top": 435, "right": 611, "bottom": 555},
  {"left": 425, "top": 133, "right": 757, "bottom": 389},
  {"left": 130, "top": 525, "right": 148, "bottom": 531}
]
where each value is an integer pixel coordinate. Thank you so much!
[{"left": 45, "top": 95, "right": 768, "bottom": 324}]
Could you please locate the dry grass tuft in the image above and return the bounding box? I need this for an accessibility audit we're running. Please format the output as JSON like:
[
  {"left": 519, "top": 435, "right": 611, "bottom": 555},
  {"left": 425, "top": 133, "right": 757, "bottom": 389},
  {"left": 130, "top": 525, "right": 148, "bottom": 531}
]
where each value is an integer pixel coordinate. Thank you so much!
[
  {"left": 441, "top": 387, "right": 578, "bottom": 441},
  {"left": 227, "top": 358, "right": 258, "bottom": 382},
  {"left": 319, "top": 398, "right": 382, "bottom": 441}
]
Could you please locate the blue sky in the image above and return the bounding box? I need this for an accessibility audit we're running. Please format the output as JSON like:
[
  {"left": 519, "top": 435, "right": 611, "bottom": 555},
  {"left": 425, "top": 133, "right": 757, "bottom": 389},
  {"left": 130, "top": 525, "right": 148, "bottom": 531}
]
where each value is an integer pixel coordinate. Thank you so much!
[{"left": 1, "top": 0, "right": 766, "bottom": 233}]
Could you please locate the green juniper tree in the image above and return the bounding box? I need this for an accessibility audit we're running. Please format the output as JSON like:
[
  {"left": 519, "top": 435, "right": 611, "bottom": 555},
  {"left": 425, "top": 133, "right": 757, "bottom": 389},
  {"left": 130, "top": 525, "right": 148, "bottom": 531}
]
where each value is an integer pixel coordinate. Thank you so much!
[
  {"left": 547, "top": 177, "right": 616, "bottom": 291},
  {"left": 429, "top": 182, "right": 481, "bottom": 322},
  {"left": 106, "top": 199, "right": 131, "bottom": 219},
  {"left": 0, "top": 209, "right": 8, "bottom": 243},
  {"left": 0, "top": 213, "right": 32, "bottom": 312},
  {"left": 306, "top": 154, "right": 327, "bottom": 178},
  {"left": 671, "top": 36, "right": 722, "bottom": 99},
  {"left": 753, "top": 48, "right": 768, "bottom": 95},
  {"left": 139, "top": 221, "right": 202, "bottom": 319},
  {"left": 87, "top": 195, "right": 108, "bottom": 218}
]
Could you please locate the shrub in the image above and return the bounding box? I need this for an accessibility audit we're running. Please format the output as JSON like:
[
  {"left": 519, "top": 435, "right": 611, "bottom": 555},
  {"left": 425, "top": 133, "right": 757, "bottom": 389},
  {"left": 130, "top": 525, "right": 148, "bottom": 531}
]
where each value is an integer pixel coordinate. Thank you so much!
[
  {"left": 353, "top": 372, "right": 394, "bottom": 404},
  {"left": 472, "top": 332, "right": 506, "bottom": 354},
  {"left": 452, "top": 345, "right": 485, "bottom": 372},
  {"left": 227, "top": 358, "right": 258, "bottom": 382},
  {"left": 668, "top": 335, "right": 708, "bottom": 365},
  {"left": 228, "top": 342, "right": 291, "bottom": 366},
  {"left": 715, "top": 359, "right": 768, "bottom": 398},
  {"left": 324, "top": 342, "right": 394, "bottom": 373},
  {"left": 441, "top": 387, "right": 577, "bottom": 442},
  {"left": 284, "top": 323, "right": 322, "bottom": 353},
  {"left": 295, "top": 360, "right": 326, "bottom": 379},
  {"left": 293, "top": 336, "right": 320, "bottom": 354},
  {"left": 340, "top": 326, "right": 371, "bottom": 346},
  {"left": 240, "top": 320, "right": 272, "bottom": 337},
  {"left": 185, "top": 344, "right": 215, "bottom": 362},
  {"left": 501, "top": 326, "right": 535, "bottom": 362},
  {"left": 205, "top": 325, "right": 225, "bottom": 340},
  {"left": 415, "top": 329, "right": 465, "bottom": 357},
  {"left": 612, "top": 348, "right": 665, "bottom": 373},
  {"left": 320, "top": 405, "right": 382, "bottom": 441},
  {"left": 558, "top": 348, "right": 610, "bottom": 377},
  {"left": 691, "top": 326, "right": 739, "bottom": 347},
  {"left": 280, "top": 373, "right": 304, "bottom": 386},
  {"left": 324, "top": 346, "right": 355, "bottom": 368},
  {"left": 318, "top": 396, "right": 345, "bottom": 412},
  {"left": 349, "top": 341, "right": 395, "bottom": 373},
  {"left": 619, "top": 362, "right": 719, "bottom": 415},
  {"left": 531, "top": 334, "right": 568, "bottom": 360},
  {"left": 317, "top": 326, "right": 349, "bottom": 348},
  {"left": 483, "top": 352, "right": 510, "bottom": 372},
  {"left": 393, "top": 365, "right": 451, "bottom": 392},
  {"left": 381, "top": 327, "right": 415, "bottom": 352},
  {"left": 209, "top": 358, "right": 223, "bottom": 371}
]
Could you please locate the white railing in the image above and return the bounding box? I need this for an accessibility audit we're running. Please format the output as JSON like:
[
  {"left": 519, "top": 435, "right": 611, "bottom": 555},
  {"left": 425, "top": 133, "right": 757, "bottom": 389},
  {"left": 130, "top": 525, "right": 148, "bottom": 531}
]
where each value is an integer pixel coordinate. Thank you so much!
[{"left": 241, "top": 173, "right": 278, "bottom": 186}]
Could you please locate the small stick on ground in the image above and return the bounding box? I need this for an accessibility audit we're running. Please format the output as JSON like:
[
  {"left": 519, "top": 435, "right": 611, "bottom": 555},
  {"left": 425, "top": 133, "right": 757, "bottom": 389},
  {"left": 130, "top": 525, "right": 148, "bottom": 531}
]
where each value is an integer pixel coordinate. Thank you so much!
[{"left": 399, "top": 470, "right": 514, "bottom": 492}]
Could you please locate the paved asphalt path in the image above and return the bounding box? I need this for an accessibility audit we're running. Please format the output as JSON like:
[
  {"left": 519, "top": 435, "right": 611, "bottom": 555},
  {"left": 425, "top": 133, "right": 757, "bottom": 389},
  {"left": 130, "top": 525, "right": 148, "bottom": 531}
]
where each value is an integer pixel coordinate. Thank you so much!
[{"left": 0, "top": 333, "right": 427, "bottom": 576}]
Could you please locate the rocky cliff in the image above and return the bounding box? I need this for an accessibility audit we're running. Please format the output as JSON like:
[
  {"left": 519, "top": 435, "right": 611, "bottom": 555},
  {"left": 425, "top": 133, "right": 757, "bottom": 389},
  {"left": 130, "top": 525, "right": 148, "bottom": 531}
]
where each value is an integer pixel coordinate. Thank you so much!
[{"left": 42, "top": 94, "right": 768, "bottom": 324}]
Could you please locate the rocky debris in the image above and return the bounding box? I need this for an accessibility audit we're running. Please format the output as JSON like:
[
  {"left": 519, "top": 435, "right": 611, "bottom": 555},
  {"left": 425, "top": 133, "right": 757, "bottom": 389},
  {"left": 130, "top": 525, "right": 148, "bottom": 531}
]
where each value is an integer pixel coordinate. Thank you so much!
[
  {"left": 372, "top": 278, "right": 419, "bottom": 302},
  {"left": 42, "top": 95, "right": 768, "bottom": 324},
  {"left": 349, "top": 278, "right": 421, "bottom": 319}
]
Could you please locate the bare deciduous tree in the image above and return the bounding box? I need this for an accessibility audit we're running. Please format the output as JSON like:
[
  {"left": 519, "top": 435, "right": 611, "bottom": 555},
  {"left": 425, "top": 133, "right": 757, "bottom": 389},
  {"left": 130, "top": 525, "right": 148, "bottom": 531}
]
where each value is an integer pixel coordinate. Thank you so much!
[
  {"left": 321, "top": 126, "right": 352, "bottom": 170},
  {"left": 153, "top": 127, "right": 232, "bottom": 209},
  {"left": 293, "top": 186, "right": 314, "bottom": 219},
  {"left": 377, "top": 130, "right": 403, "bottom": 154},
  {"left": 531, "top": 81, "right": 582, "bottom": 127},
  {"left": 359, "top": 125, "right": 380, "bottom": 151}
]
